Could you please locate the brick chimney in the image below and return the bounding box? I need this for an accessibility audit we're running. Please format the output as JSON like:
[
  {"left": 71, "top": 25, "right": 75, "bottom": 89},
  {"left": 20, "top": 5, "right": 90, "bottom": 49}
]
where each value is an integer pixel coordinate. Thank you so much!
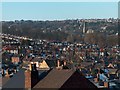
[
  {"left": 31, "top": 64, "right": 39, "bottom": 88},
  {"left": 14, "top": 69, "right": 17, "bottom": 73},
  {"left": 25, "top": 70, "right": 31, "bottom": 88},
  {"left": 2, "top": 69, "right": 5, "bottom": 76},
  {"left": 29, "top": 64, "right": 32, "bottom": 71},
  {"left": 5, "top": 69, "right": 9, "bottom": 77},
  {"left": 63, "top": 60, "right": 67, "bottom": 66},
  {"left": 89, "top": 68, "right": 92, "bottom": 72},
  {"left": 57, "top": 59, "right": 60, "bottom": 68},
  {"left": 80, "top": 68, "right": 82, "bottom": 71},
  {"left": 94, "top": 74, "right": 99, "bottom": 83},
  {"left": 94, "top": 78, "right": 98, "bottom": 83},
  {"left": 104, "top": 81, "right": 109, "bottom": 88}
]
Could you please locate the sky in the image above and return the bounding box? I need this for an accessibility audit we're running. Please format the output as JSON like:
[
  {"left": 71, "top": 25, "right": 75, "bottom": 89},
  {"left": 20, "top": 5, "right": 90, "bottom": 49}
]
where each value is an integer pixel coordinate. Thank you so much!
[
  {"left": 1, "top": 0, "right": 120, "bottom": 2},
  {"left": 2, "top": 2, "right": 118, "bottom": 21}
]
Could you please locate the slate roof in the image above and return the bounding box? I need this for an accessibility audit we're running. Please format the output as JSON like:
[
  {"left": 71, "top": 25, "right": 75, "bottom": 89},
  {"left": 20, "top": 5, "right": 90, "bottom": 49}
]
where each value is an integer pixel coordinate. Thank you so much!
[
  {"left": 34, "top": 69, "right": 98, "bottom": 89},
  {"left": 34, "top": 69, "right": 74, "bottom": 88},
  {"left": 45, "top": 59, "right": 56, "bottom": 68},
  {"left": 2, "top": 69, "right": 25, "bottom": 89},
  {"left": 60, "top": 70, "right": 98, "bottom": 89},
  {"left": 2, "top": 69, "right": 49, "bottom": 89},
  {"left": 2, "top": 77, "right": 10, "bottom": 86}
]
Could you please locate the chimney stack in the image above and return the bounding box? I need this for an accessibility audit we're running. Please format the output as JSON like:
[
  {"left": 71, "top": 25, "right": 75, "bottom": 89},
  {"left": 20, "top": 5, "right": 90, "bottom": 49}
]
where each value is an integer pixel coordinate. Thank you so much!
[
  {"left": 31, "top": 64, "right": 37, "bottom": 71},
  {"left": 89, "top": 68, "right": 92, "bottom": 72},
  {"left": 57, "top": 59, "right": 60, "bottom": 68},
  {"left": 29, "top": 64, "right": 32, "bottom": 71},
  {"left": 2, "top": 69, "right": 5, "bottom": 76},
  {"left": 31, "top": 64, "right": 39, "bottom": 88},
  {"left": 104, "top": 81, "right": 109, "bottom": 88},
  {"left": 25, "top": 70, "right": 31, "bottom": 88},
  {"left": 94, "top": 74, "right": 99, "bottom": 83},
  {"left": 80, "top": 68, "right": 82, "bottom": 71},
  {"left": 5, "top": 69, "right": 9, "bottom": 77},
  {"left": 94, "top": 78, "right": 98, "bottom": 83},
  {"left": 63, "top": 60, "right": 67, "bottom": 66}
]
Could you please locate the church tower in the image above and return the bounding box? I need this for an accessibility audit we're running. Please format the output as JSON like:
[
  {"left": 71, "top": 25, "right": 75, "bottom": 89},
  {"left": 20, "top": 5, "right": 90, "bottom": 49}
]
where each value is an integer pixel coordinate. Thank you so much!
[{"left": 83, "top": 21, "right": 86, "bottom": 34}]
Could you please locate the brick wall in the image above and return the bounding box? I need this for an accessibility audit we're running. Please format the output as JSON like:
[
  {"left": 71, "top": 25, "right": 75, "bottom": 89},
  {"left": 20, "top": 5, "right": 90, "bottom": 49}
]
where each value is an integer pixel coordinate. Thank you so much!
[{"left": 25, "top": 70, "right": 31, "bottom": 88}]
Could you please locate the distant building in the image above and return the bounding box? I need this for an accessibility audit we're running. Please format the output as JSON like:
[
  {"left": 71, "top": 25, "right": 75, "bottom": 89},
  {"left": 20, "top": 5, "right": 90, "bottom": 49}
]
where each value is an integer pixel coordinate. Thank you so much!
[
  {"left": 28, "top": 58, "right": 50, "bottom": 70},
  {"left": 3, "top": 46, "right": 18, "bottom": 54},
  {"left": 39, "top": 60, "right": 50, "bottom": 70},
  {"left": 11, "top": 57, "right": 20, "bottom": 65},
  {"left": 83, "top": 21, "right": 87, "bottom": 34},
  {"left": 86, "top": 29, "right": 94, "bottom": 34}
]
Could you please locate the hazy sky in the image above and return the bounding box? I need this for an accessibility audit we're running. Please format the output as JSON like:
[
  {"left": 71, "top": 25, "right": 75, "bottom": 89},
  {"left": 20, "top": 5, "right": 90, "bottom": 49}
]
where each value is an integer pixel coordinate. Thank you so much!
[
  {"left": 1, "top": 0, "right": 120, "bottom": 2},
  {"left": 2, "top": 2, "right": 118, "bottom": 21}
]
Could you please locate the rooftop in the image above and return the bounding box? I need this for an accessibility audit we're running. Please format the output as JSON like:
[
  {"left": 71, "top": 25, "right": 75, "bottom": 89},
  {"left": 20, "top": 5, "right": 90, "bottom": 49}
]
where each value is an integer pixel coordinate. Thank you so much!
[{"left": 34, "top": 69, "right": 98, "bottom": 89}]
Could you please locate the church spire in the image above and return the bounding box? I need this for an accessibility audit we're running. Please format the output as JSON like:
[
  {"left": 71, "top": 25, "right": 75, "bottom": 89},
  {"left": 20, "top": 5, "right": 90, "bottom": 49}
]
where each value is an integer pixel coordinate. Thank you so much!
[{"left": 83, "top": 21, "right": 86, "bottom": 34}]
